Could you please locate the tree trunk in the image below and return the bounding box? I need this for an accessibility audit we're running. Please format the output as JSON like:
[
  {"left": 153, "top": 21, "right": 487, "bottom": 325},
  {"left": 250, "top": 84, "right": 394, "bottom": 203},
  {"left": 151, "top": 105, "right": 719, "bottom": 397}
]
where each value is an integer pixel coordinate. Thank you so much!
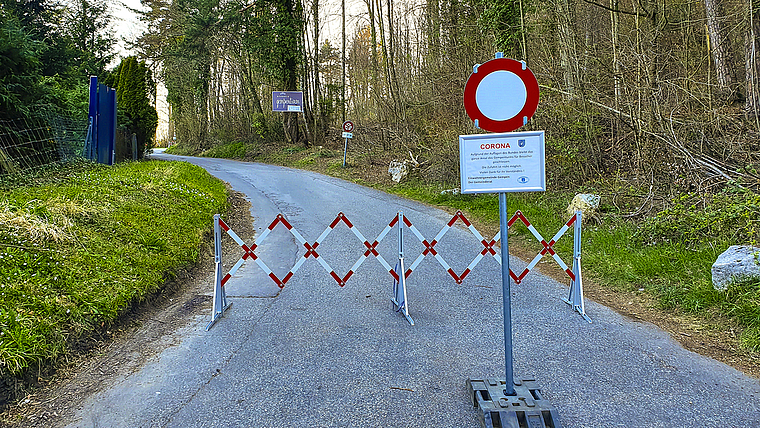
[
  {"left": 375, "top": 0, "right": 395, "bottom": 111},
  {"left": 705, "top": 0, "right": 739, "bottom": 102},
  {"left": 425, "top": 0, "right": 441, "bottom": 69},
  {"left": 366, "top": 0, "right": 380, "bottom": 94},
  {"left": 747, "top": 0, "right": 760, "bottom": 120},
  {"left": 281, "top": 0, "right": 302, "bottom": 145},
  {"left": 312, "top": 0, "right": 322, "bottom": 144},
  {"left": 555, "top": 0, "right": 579, "bottom": 96},
  {"left": 386, "top": 0, "right": 400, "bottom": 110},
  {"left": 611, "top": 0, "right": 621, "bottom": 110}
]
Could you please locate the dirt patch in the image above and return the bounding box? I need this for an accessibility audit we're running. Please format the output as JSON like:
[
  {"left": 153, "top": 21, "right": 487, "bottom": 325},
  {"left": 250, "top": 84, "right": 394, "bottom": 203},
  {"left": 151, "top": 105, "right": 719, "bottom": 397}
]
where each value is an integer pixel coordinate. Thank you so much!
[{"left": 0, "top": 190, "right": 256, "bottom": 428}]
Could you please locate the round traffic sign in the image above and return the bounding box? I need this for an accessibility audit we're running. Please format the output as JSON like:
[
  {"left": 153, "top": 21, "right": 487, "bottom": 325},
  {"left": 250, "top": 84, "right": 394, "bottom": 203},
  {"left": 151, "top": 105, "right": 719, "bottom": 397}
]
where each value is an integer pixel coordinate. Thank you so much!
[
  {"left": 463, "top": 58, "right": 539, "bottom": 133},
  {"left": 342, "top": 121, "right": 354, "bottom": 133}
]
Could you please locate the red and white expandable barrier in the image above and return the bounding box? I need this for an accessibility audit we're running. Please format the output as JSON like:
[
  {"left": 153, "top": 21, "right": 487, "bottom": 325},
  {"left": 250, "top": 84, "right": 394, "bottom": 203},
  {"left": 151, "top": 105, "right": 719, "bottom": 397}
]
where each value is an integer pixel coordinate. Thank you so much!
[
  {"left": 206, "top": 209, "right": 589, "bottom": 330},
  {"left": 206, "top": 212, "right": 407, "bottom": 330},
  {"left": 403, "top": 211, "right": 502, "bottom": 284},
  {"left": 402, "top": 210, "right": 589, "bottom": 322}
]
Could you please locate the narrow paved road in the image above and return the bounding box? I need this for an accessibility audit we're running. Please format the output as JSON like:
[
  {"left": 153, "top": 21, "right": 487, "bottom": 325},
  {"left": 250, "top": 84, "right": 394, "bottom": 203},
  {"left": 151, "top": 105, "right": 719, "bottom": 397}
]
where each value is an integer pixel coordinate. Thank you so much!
[{"left": 64, "top": 153, "right": 759, "bottom": 428}]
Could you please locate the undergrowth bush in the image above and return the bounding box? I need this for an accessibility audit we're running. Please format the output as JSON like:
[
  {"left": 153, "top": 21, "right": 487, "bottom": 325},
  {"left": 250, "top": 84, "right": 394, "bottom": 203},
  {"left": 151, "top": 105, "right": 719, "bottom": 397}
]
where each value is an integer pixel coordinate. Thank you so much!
[
  {"left": 200, "top": 141, "right": 257, "bottom": 159},
  {"left": 633, "top": 187, "right": 760, "bottom": 248}
]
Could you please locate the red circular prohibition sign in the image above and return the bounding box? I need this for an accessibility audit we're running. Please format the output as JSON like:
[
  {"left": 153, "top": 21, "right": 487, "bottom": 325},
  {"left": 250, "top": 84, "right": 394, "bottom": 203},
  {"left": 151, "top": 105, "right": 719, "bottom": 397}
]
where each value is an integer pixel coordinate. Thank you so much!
[{"left": 463, "top": 58, "right": 539, "bottom": 133}]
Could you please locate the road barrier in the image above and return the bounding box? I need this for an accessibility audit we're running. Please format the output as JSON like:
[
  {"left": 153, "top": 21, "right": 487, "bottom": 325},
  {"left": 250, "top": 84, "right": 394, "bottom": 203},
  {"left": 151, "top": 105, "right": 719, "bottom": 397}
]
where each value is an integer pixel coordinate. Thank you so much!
[{"left": 206, "top": 210, "right": 590, "bottom": 330}]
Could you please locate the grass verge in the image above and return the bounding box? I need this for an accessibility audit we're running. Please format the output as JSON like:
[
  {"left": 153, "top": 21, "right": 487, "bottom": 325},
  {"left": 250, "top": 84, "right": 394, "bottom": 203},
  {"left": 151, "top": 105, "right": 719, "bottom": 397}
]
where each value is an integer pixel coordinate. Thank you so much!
[{"left": 0, "top": 160, "right": 227, "bottom": 398}]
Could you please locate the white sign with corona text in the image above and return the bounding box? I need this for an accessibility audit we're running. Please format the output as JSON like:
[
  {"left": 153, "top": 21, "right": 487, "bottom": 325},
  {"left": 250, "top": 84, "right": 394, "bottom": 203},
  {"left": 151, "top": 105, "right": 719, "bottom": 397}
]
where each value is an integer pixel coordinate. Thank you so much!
[{"left": 459, "top": 131, "right": 546, "bottom": 194}]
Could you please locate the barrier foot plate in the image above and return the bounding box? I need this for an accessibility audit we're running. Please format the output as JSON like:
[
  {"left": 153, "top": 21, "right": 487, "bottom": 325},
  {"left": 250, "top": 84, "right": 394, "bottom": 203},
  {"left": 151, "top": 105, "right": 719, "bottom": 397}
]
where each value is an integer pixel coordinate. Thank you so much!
[
  {"left": 391, "top": 299, "right": 414, "bottom": 326},
  {"left": 205, "top": 302, "right": 233, "bottom": 331},
  {"left": 561, "top": 298, "right": 592, "bottom": 323},
  {"left": 466, "top": 378, "right": 562, "bottom": 428}
]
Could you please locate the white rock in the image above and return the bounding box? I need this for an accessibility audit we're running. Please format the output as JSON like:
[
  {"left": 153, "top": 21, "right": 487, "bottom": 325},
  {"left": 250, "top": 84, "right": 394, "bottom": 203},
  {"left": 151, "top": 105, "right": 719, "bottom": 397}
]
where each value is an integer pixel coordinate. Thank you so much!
[
  {"left": 388, "top": 160, "right": 408, "bottom": 183},
  {"left": 711, "top": 245, "right": 760, "bottom": 291},
  {"left": 566, "top": 193, "right": 601, "bottom": 218}
]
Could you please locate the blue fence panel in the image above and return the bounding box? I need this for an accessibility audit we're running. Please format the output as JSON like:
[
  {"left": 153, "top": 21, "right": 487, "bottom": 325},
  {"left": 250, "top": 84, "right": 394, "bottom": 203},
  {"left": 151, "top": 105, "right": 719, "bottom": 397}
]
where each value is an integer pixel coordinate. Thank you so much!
[{"left": 87, "top": 77, "right": 117, "bottom": 165}]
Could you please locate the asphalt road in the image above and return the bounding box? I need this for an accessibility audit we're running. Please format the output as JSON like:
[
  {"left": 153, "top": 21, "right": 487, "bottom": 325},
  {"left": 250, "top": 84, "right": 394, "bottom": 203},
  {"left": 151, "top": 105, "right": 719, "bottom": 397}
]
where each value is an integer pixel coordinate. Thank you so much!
[{"left": 64, "top": 153, "right": 760, "bottom": 428}]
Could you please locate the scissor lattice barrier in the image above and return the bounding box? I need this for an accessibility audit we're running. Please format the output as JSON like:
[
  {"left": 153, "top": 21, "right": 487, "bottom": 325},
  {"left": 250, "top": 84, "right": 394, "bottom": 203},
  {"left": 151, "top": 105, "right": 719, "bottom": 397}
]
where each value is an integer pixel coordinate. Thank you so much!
[
  {"left": 403, "top": 211, "right": 502, "bottom": 284},
  {"left": 220, "top": 213, "right": 398, "bottom": 288},
  {"left": 206, "top": 210, "right": 590, "bottom": 330},
  {"left": 508, "top": 211, "right": 576, "bottom": 284}
]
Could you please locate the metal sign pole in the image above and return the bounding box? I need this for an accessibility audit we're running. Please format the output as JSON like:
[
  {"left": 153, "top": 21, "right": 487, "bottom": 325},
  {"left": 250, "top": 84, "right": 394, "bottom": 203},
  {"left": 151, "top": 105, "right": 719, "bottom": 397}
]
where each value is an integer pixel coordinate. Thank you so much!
[
  {"left": 499, "top": 192, "right": 515, "bottom": 396},
  {"left": 343, "top": 138, "right": 348, "bottom": 167}
]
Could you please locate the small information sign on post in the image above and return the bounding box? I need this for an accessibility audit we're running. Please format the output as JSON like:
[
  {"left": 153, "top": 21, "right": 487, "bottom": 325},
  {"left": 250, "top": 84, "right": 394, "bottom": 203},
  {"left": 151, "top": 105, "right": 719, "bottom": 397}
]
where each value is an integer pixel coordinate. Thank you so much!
[
  {"left": 342, "top": 120, "right": 354, "bottom": 167},
  {"left": 459, "top": 131, "right": 545, "bottom": 194}
]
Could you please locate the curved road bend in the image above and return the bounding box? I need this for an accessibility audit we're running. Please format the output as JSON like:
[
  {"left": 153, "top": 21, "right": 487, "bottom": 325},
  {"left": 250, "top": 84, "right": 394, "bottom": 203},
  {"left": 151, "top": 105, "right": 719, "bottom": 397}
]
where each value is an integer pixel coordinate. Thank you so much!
[{"left": 63, "top": 152, "right": 759, "bottom": 428}]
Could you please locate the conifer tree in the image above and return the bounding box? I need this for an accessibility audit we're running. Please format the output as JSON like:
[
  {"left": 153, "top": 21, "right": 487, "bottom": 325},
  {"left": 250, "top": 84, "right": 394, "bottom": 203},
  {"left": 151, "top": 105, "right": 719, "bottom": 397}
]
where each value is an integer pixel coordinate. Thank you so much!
[{"left": 108, "top": 56, "right": 158, "bottom": 158}]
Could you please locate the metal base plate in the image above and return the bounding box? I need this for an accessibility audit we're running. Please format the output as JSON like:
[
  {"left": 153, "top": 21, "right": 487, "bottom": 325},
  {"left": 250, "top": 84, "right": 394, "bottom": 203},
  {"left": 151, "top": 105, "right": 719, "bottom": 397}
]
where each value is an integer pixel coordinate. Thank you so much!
[
  {"left": 466, "top": 378, "right": 562, "bottom": 428},
  {"left": 205, "top": 302, "right": 232, "bottom": 331}
]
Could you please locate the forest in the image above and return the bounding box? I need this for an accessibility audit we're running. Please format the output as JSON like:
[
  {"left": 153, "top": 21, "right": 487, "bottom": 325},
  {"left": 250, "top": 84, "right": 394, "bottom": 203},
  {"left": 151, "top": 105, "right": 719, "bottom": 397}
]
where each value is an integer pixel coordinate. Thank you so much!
[
  {"left": 126, "top": 0, "right": 758, "bottom": 198},
  {"left": 0, "top": 0, "right": 113, "bottom": 121},
  {"left": 1, "top": 0, "right": 758, "bottom": 198}
]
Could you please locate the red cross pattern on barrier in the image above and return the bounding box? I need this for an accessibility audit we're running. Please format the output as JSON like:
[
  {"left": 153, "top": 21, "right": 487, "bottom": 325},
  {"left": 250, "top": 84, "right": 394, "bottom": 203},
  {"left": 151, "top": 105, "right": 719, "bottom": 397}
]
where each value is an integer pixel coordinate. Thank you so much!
[
  {"left": 402, "top": 210, "right": 576, "bottom": 285},
  {"left": 506, "top": 210, "right": 577, "bottom": 285},
  {"left": 218, "top": 212, "right": 399, "bottom": 289},
  {"left": 403, "top": 211, "right": 502, "bottom": 284},
  {"left": 207, "top": 209, "right": 588, "bottom": 330}
]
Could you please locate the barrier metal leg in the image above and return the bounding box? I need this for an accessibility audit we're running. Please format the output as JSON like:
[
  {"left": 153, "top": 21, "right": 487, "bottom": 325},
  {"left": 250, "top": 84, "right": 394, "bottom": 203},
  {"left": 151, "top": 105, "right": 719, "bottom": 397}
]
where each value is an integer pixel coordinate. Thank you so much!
[
  {"left": 206, "top": 214, "right": 232, "bottom": 331},
  {"left": 391, "top": 211, "right": 414, "bottom": 326},
  {"left": 564, "top": 211, "right": 591, "bottom": 323}
]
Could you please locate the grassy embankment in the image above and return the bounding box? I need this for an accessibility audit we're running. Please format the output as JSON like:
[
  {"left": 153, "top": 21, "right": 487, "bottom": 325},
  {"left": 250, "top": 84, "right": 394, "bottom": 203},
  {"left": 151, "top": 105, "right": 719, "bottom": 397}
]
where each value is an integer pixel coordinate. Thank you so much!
[
  {"left": 176, "top": 141, "right": 760, "bottom": 356},
  {"left": 0, "top": 160, "right": 227, "bottom": 389}
]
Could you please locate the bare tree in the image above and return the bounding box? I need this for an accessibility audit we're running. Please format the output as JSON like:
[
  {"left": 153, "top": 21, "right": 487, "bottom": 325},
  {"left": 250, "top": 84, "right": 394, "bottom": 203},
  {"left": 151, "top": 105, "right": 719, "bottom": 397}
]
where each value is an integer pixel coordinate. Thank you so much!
[
  {"left": 706, "top": 0, "right": 739, "bottom": 101},
  {"left": 747, "top": 0, "right": 760, "bottom": 120}
]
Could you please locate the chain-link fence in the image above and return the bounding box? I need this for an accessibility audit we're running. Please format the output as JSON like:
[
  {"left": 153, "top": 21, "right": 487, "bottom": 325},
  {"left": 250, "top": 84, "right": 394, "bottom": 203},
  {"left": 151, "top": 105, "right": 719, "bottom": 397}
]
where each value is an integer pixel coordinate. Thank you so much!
[{"left": 0, "top": 113, "right": 88, "bottom": 178}]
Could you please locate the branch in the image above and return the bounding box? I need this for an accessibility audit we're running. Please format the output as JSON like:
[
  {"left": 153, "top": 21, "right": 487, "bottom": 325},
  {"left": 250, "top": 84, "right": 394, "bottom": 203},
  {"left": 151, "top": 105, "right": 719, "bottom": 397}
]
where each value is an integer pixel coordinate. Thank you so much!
[
  {"left": 539, "top": 84, "right": 750, "bottom": 187},
  {"left": 539, "top": 84, "right": 639, "bottom": 126},
  {"left": 578, "top": 0, "right": 646, "bottom": 17}
]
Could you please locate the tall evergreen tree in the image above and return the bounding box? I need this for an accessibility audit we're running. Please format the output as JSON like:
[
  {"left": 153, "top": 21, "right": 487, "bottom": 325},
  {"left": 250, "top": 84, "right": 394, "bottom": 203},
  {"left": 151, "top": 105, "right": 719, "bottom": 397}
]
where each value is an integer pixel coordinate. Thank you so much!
[{"left": 108, "top": 56, "right": 159, "bottom": 157}]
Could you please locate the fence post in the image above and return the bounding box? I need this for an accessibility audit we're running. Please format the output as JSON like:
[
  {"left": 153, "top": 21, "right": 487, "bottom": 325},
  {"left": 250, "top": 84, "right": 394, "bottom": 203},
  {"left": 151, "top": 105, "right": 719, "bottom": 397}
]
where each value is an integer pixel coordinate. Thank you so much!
[{"left": 206, "top": 215, "right": 232, "bottom": 331}]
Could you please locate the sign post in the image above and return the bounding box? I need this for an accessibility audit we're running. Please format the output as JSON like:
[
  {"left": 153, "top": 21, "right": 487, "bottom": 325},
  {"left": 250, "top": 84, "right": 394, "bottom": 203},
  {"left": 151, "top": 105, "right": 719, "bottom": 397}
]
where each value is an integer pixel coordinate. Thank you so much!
[
  {"left": 462, "top": 54, "right": 562, "bottom": 428},
  {"left": 460, "top": 131, "right": 546, "bottom": 399},
  {"left": 498, "top": 192, "right": 513, "bottom": 394},
  {"left": 342, "top": 120, "right": 354, "bottom": 167}
]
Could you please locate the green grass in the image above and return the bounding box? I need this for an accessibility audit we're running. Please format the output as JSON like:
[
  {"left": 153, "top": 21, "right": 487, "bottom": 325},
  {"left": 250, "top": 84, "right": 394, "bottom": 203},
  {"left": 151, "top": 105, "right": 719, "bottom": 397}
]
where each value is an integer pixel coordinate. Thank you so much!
[
  {"left": 0, "top": 160, "right": 227, "bottom": 377},
  {"left": 199, "top": 141, "right": 258, "bottom": 159}
]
